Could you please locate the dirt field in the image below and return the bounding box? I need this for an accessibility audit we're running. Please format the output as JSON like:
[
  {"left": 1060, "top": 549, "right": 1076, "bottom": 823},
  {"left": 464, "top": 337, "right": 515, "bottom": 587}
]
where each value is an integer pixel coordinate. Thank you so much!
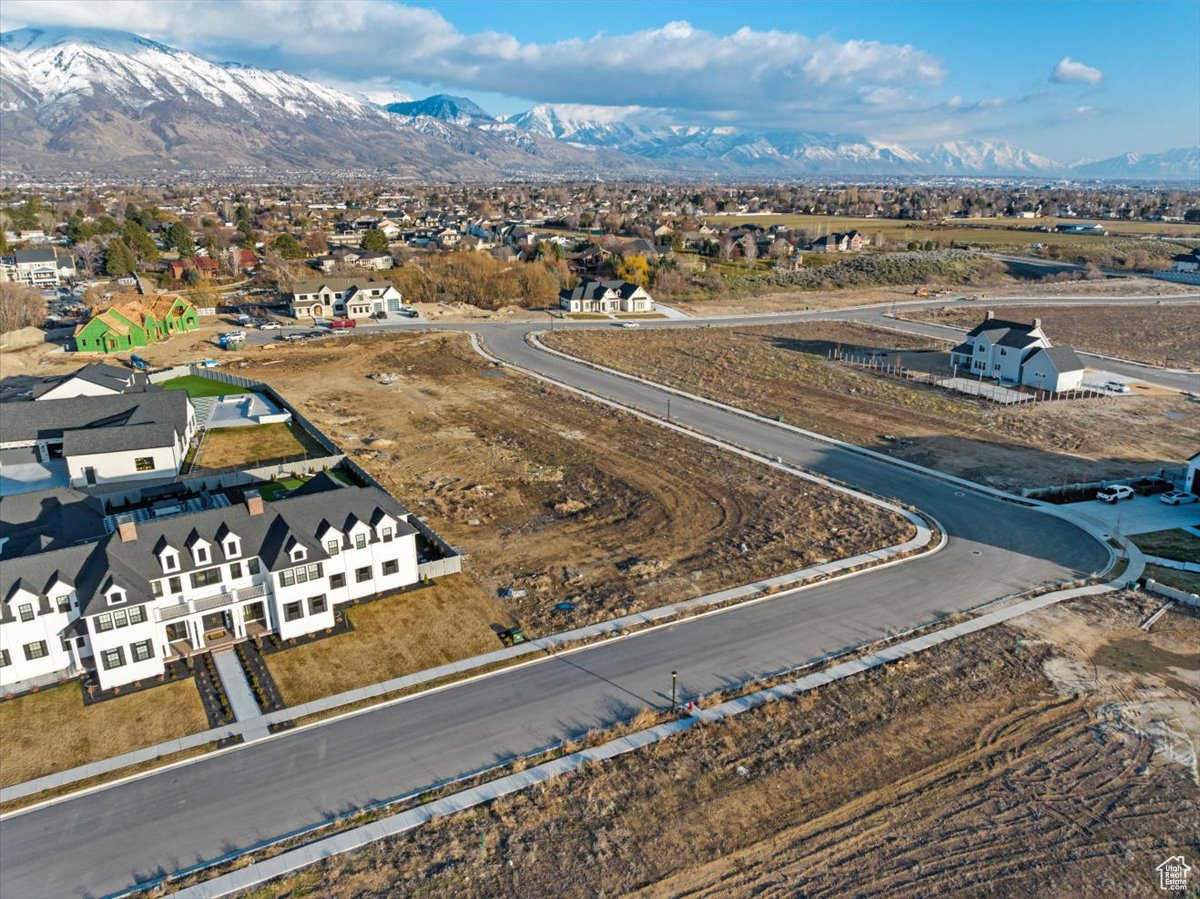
[
  {"left": 901, "top": 302, "right": 1200, "bottom": 369},
  {"left": 0, "top": 678, "right": 208, "bottom": 788},
  {"left": 666, "top": 275, "right": 1195, "bottom": 317},
  {"left": 543, "top": 322, "right": 1199, "bottom": 490},
  {"left": 226, "top": 333, "right": 910, "bottom": 635},
  {"left": 248, "top": 595, "right": 1199, "bottom": 899}
]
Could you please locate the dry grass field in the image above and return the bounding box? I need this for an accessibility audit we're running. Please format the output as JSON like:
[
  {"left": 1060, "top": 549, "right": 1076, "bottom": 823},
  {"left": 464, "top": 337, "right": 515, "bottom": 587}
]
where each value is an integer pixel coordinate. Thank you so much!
[
  {"left": 543, "top": 322, "right": 1199, "bottom": 490},
  {"left": 231, "top": 333, "right": 911, "bottom": 635},
  {"left": 902, "top": 303, "right": 1200, "bottom": 369},
  {"left": 248, "top": 595, "right": 1199, "bottom": 899},
  {"left": 266, "top": 575, "right": 515, "bottom": 705},
  {"left": 193, "top": 422, "right": 327, "bottom": 470},
  {"left": 0, "top": 679, "right": 208, "bottom": 787}
]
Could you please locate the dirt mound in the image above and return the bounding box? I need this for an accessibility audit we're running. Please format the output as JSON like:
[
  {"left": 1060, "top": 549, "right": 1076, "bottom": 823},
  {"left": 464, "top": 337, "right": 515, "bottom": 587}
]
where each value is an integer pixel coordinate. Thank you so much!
[{"left": 0, "top": 326, "right": 46, "bottom": 349}]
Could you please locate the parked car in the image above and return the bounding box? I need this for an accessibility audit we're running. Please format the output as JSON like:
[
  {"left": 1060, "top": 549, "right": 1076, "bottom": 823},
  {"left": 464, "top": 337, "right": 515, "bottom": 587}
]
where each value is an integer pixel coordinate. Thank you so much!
[
  {"left": 1130, "top": 477, "right": 1171, "bottom": 496},
  {"left": 330, "top": 317, "right": 357, "bottom": 330},
  {"left": 1160, "top": 491, "right": 1198, "bottom": 505},
  {"left": 281, "top": 333, "right": 305, "bottom": 342},
  {"left": 1104, "top": 380, "right": 1131, "bottom": 394},
  {"left": 221, "top": 330, "right": 247, "bottom": 342},
  {"left": 620, "top": 321, "right": 641, "bottom": 328},
  {"left": 397, "top": 307, "right": 419, "bottom": 318},
  {"left": 370, "top": 310, "right": 387, "bottom": 320},
  {"left": 1096, "top": 485, "right": 1134, "bottom": 503},
  {"left": 258, "top": 321, "right": 281, "bottom": 330}
]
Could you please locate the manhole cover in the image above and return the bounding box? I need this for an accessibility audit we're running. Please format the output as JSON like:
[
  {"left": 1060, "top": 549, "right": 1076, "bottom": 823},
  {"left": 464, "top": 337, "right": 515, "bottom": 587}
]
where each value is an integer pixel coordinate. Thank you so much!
[
  {"left": 971, "top": 550, "right": 982, "bottom": 556},
  {"left": 954, "top": 491, "right": 965, "bottom": 497}
]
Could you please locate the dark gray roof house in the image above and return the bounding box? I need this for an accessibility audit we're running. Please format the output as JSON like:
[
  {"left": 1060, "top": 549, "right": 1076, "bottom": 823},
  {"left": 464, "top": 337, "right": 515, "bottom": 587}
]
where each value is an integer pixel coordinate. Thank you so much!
[
  {"left": 0, "top": 390, "right": 191, "bottom": 448},
  {"left": 30, "top": 363, "right": 151, "bottom": 400},
  {"left": 1024, "top": 345, "right": 1084, "bottom": 373}
]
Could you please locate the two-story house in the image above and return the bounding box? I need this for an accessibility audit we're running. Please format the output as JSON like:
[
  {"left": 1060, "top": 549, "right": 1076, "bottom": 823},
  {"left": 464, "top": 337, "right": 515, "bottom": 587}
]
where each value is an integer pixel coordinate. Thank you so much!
[
  {"left": 288, "top": 278, "right": 402, "bottom": 319},
  {"left": 949, "top": 311, "right": 1084, "bottom": 391}
]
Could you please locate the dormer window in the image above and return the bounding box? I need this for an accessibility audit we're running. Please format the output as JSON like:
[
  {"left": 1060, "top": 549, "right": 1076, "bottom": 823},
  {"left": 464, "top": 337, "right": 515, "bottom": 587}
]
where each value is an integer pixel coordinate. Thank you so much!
[
  {"left": 225, "top": 538, "right": 241, "bottom": 559},
  {"left": 107, "top": 588, "right": 126, "bottom": 605},
  {"left": 382, "top": 527, "right": 394, "bottom": 543},
  {"left": 354, "top": 533, "right": 367, "bottom": 549},
  {"left": 161, "top": 550, "right": 180, "bottom": 573},
  {"left": 290, "top": 545, "right": 307, "bottom": 562}
]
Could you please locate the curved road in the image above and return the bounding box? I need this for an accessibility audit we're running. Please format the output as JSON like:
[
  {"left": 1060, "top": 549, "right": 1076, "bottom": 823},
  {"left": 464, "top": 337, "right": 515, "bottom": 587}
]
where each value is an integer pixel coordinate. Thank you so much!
[{"left": 0, "top": 302, "right": 1128, "bottom": 898}]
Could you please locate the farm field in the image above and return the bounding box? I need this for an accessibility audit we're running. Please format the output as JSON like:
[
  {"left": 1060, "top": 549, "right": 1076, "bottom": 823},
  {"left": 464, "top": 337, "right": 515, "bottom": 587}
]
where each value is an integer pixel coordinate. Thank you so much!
[
  {"left": 542, "top": 322, "right": 1198, "bottom": 490},
  {"left": 900, "top": 302, "right": 1200, "bottom": 369},
  {"left": 248, "top": 594, "right": 1200, "bottom": 899},
  {"left": 229, "top": 333, "right": 912, "bottom": 635}
]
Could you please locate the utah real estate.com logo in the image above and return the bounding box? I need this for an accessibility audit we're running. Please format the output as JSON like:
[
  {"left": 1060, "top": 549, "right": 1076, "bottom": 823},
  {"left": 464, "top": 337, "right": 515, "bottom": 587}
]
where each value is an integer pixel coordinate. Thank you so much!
[{"left": 1157, "top": 855, "right": 1191, "bottom": 892}]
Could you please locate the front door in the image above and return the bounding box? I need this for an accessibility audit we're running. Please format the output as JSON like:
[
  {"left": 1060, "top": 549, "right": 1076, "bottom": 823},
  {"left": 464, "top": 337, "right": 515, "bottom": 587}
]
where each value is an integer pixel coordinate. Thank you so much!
[{"left": 201, "top": 610, "right": 232, "bottom": 640}]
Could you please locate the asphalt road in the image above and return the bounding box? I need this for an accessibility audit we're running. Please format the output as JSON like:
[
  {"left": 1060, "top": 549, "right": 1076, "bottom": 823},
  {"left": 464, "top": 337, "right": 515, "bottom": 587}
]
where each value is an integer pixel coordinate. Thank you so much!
[{"left": 0, "top": 306, "right": 1118, "bottom": 898}]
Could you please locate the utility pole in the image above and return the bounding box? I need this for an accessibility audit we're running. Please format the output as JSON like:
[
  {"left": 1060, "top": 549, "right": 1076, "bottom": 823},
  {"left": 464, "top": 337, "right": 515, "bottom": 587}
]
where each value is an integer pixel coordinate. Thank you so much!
[
  {"left": 666, "top": 398, "right": 671, "bottom": 421},
  {"left": 671, "top": 670, "right": 677, "bottom": 711}
]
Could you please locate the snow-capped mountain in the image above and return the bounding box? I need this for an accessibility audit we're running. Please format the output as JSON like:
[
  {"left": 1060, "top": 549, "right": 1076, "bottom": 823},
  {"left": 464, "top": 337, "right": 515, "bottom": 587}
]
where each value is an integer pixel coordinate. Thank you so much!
[
  {"left": 919, "top": 140, "right": 1060, "bottom": 173},
  {"left": 387, "top": 94, "right": 494, "bottom": 125},
  {"left": 1069, "top": 146, "right": 1200, "bottom": 180},
  {"left": 0, "top": 27, "right": 646, "bottom": 177}
]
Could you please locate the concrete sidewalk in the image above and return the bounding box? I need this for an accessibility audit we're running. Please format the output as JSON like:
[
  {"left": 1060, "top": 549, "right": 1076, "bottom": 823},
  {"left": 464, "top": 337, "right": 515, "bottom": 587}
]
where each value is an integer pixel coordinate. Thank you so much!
[{"left": 211, "top": 651, "right": 269, "bottom": 742}]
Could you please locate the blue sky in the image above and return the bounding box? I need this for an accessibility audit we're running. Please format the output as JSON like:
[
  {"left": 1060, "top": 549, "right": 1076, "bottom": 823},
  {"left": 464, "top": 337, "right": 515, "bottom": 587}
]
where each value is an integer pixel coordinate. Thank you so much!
[{"left": 3, "top": 0, "right": 1197, "bottom": 160}]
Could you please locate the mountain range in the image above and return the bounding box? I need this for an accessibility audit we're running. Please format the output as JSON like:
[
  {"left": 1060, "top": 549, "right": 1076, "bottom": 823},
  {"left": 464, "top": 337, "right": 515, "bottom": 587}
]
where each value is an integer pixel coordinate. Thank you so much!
[{"left": 2, "top": 27, "right": 1196, "bottom": 181}]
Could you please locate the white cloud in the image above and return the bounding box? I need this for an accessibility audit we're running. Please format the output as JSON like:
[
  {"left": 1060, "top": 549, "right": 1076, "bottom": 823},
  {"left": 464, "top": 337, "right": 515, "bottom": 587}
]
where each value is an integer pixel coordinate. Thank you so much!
[
  {"left": 1051, "top": 56, "right": 1103, "bottom": 84},
  {"left": 0, "top": 0, "right": 947, "bottom": 131}
]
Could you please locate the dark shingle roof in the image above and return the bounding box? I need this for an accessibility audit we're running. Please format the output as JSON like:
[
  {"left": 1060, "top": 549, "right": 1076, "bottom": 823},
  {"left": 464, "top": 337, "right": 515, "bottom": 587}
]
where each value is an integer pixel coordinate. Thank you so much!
[
  {"left": 31, "top": 363, "right": 146, "bottom": 399},
  {"left": 0, "top": 390, "right": 191, "bottom": 446},
  {"left": 1026, "top": 345, "right": 1084, "bottom": 372},
  {"left": 560, "top": 279, "right": 646, "bottom": 302}
]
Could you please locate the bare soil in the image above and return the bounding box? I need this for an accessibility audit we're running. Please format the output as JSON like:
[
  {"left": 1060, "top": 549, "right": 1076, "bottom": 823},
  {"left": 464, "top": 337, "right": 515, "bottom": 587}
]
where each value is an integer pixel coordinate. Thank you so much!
[
  {"left": 543, "top": 322, "right": 1199, "bottom": 491},
  {"left": 667, "top": 276, "right": 1195, "bottom": 318},
  {"left": 228, "top": 333, "right": 911, "bottom": 635},
  {"left": 901, "top": 302, "right": 1200, "bottom": 369},
  {"left": 246, "top": 595, "right": 1199, "bottom": 899}
]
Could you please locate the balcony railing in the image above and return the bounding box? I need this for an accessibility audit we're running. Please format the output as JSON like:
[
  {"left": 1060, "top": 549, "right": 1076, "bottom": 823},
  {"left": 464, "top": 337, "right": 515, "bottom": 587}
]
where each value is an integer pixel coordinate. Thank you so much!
[{"left": 155, "top": 582, "right": 268, "bottom": 622}]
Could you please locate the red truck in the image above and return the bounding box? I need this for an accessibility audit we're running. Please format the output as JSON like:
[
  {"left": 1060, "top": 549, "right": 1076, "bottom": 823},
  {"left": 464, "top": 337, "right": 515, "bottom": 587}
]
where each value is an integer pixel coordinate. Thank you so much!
[{"left": 330, "top": 317, "right": 357, "bottom": 330}]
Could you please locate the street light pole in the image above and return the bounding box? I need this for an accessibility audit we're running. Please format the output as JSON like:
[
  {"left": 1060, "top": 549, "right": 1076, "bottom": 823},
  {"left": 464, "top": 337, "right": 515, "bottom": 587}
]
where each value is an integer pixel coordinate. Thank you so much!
[
  {"left": 671, "top": 670, "right": 677, "bottom": 711},
  {"left": 667, "top": 398, "right": 671, "bottom": 421}
]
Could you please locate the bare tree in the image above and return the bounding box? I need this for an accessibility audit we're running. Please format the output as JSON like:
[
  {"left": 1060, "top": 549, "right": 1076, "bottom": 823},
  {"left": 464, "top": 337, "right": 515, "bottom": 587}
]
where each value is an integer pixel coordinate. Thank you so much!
[
  {"left": 74, "top": 239, "right": 102, "bottom": 276},
  {"left": 0, "top": 283, "right": 47, "bottom": 334}
]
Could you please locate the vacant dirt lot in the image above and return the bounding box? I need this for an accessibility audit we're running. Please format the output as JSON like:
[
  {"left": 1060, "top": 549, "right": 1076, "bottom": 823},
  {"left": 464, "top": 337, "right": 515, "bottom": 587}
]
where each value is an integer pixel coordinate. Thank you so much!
[
  {"left": 543, "top": 322, "right": 1199, "bottom": 490},
  {"left": 229, "top": 333, "right": 910, "bottom": 635},
  {"left": 902, "top": 302, "right": 1200, "bottom": 369},
  {"left": 249, "top": 595, "right": 1199, "bottom": 899}
]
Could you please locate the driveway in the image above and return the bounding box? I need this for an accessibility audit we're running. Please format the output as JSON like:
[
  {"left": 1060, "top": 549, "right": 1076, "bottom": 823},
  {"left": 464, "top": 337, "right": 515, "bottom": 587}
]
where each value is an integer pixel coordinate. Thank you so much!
[{"left": 1059, "top": 493, "right": 1200, "bottom": 537}]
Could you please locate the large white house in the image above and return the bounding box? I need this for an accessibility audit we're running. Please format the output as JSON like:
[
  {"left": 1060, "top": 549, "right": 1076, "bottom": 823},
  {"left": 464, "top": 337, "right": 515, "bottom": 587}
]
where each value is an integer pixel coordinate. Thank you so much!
[
  {"left": 0, "top": 390, "right": 195, "bottom": 488},
  {"left": 31, "top": 363, "right": 150, "bottom": 401},
  {"left": 559, "top": 279, "right": 654, "bottom": 314},
  {"left": 0, "top": 247, "right": 75, "bottom": 287},
  {"left": 1, "top": 477, "right": 423, "bottom": 692},
  {"left": 288, "top": 278, "right": 402, "bottom": 319},
  {"left": 949, "top": 312, "right": 1084, "bottom": 392}
]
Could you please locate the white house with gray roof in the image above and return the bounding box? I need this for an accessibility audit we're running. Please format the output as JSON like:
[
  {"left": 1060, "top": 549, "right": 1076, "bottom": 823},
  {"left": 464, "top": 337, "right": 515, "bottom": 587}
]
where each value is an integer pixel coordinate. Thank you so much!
[
  {"left": 559, "top": 279, "right": 654, "bottom": 314},
  {"left": 949, "top": 311, "right": 1084, "bottom": 392},
  {"left": 1, "top": 478, "right": 422, "bottom": 692},
  {"left": 31, "top": 363, "right": 150, "bottom": 402}
]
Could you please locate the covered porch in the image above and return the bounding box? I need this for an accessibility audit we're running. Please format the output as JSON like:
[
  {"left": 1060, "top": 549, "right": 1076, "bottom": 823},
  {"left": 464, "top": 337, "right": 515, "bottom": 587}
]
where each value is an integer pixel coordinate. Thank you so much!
[{"left": 158, "top": 584, "right": 272, "bottom": 661}]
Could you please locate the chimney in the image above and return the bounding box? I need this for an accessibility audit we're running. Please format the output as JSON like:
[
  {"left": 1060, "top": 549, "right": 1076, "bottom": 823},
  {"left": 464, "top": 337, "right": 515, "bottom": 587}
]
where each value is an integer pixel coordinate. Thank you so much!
[
  {"left": 245, "top": 489, "right": 264, "bottom": 517},
  {"left": 985, "top": 310, "right": 995, "bottom": 320},
  {"left": 116, "top": 514, "right": 138, "bottom": 543},
  {"left": 1032, "top": 318, "right": 1042, "bottom": 330}
]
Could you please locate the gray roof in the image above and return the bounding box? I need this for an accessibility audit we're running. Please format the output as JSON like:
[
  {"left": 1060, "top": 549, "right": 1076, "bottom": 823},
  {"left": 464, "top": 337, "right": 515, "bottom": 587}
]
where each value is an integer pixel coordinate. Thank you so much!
[
  {"left": 559, "top": 279, "right": 646, "bottom": 302},
  {"left": 1026, "top": 345, "right": 1084, "bottom": 373},
  {"left": 30, "top": 363, "right": 146, "bottom": 399},
  {"left": 6, "top": 247, "right": 57, "bottom": 264},
  {"left": 62, "top": 422, "right": 178, "bottom": 456},
  {"left": 0, "top": 483, "right": 416, "bottom": 619},
  {"left": 965, "top": 317, "right": 1037, "bottom": 338},
  {"left": 0, "top": 487, "right": 106, "bottom": 559},
  {"left": 0, "top": 390, "right": 191, "bottom": 446}
]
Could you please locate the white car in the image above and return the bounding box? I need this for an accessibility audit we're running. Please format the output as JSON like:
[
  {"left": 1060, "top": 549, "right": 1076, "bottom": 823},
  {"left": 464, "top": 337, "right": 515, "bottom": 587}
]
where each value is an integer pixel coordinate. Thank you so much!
[
  {"left": 1104, "top": 380, "right": 1131, "bottom": 394},
  {"left": 258, "top": 321, "right": 281, "bottom": 330},
  {"left": 1096, "top": 485, "right": 1134, "bottom": 503},
  {"left": 620, "top": 321, "right": 641, "bottom": 329},
  {"left": 1160, "top": 490, "right": 1198, "bottom": 505}
]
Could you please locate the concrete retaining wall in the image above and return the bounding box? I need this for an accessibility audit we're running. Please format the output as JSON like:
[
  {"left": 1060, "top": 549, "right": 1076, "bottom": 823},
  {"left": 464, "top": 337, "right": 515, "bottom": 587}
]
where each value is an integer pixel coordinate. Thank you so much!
[{"left": 1144, "top": 578, "right": 1200, "bottom": 608}]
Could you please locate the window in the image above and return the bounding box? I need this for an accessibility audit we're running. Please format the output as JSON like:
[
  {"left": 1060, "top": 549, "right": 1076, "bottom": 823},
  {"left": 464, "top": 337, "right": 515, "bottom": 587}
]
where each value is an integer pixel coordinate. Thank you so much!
[
  {"left": 308, "top": 595, "right": 327, "bottom": 615},
  {"left": 307, "top": 563, "right": 323, "bottom": 581},
  {"left": 999, "top": 348, "right": 1007, "bottom": 356},
  {"left": 295, "top": 566, "right": 309, "bottom": 584},
  {"left": 130, "top": 640, "right": 154, "bottom": 662},
  {"left": 382, "top": 527, "right": 394, "bottom": 543},
  {"left": 25, "top": 640, "right": 49, "bottom": 660},
  {"left": 113, "top": 609, "right": 128, "bottom": 629},
  {"left": 190, "top": 568, "right": 221, "bottom": 589},
  {"left": 330, "top": 573, "right": 346, "bottom": 589},
  {"left": 168, "top": 576, "right": 182, "bottom": 594},
  {"left": 229, "top": 562, "right": 243, "bottom": 580},
  {"left": 247, "top": 558, "right": 260, "bottom": 576},
  {"left": 225, "top": 539, "right": 240, "bottom": 558},
  {"left": 96, "top": 613, "right": 114, "bottom": 633},
  {"left": 56, "top": 595, "right": 71, "bottom": 612},
  {"left": 134, "top": 456, "right": 155, "bottom": 471},
  {"left": 354, "top": 533, "right": 367, "bottom": 549},
  {"left": 18, "top": 603, "right": 34, "bottom": 622},
  {"left": 283, "top": 601, "right": 304, "bottom": 622},
  {"left": 153, "top": 581, "right": 163, "bottom": 597},
  {"left": 194, "top": 546, "right": 210, "bottom": 564},
  {"left": 162, "top": 552, "right": 179, "bottom": 572},
  {"left": 326, "top": 539, "right": 340, "bottom": 556},
  {"left": 107, "top": 589, "right": 125, "bottom": 605},
  {"left": 280, "top": 569, "right": 295, "bottom": 588},
  {"left": 101, "top": 647, "right": 126, "bottom": 670},
  {"left": 355, "top": 566, "right": 371, "bottom": 583},
  {"left": 0, "top": 649, "right": 10, "bottom": 667},
  {"left": 128, "top": 606, "right": 147, "bottom": 625},
  {"left": 382, "top": 559, "right": 399, "bottom": 576}
]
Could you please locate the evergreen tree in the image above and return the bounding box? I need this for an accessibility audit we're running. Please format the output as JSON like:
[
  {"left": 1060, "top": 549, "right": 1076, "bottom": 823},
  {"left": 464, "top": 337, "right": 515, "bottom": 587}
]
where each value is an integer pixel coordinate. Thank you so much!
[
  {"left": 104, "top": 237, "right": 136, "bottom": 277},
  {"left": 273, "top": 232, "right": 306, "bottom": 259},
  {"left": 122, "top": 221, "right": 159, "bottom": 260},
  {"left": 360, "top": 228, "right": 390, "bottom": 253},
  {"left": 167, "top": 222, "right": 195, "bottom": 257}
]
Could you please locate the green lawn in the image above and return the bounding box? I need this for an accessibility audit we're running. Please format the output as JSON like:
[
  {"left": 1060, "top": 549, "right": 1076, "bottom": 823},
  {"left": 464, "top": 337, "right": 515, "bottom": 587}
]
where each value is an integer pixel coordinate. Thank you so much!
[
  {"left": 161, "top": 375, "right": 244, "bottom": 398},
  {"left": 1143, "top": 564, "right": 1200, "bottom": 596},
  {"left": 1131, "top": 529, "right": 1200, "bottom": 565}
]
